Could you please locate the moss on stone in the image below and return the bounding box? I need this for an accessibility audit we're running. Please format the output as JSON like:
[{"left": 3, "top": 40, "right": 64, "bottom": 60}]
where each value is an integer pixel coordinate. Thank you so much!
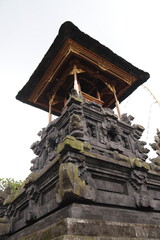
[
  {"left": 40, "top": 228, "right": 52, "bottom": 239},
  {"left": 83, "top": 142, "right": 91, "bottom": 151},
  {"left": 22, "top": 232, "right": 37, "bottom": 240},
  {"left": 70, "top": 96, "right": 83, "bottom": 103},
  {"left": 127, "top": 158, "right": 151, "bottom": 171},
  {"left": 57, "top": 135, "right": 85, "bottom": 154},
  {"left": 134, "top": 158, "right": 142, "bottom": 168},
  {"left": 56, "top": 162, "right": 86, "bottom": 202}
]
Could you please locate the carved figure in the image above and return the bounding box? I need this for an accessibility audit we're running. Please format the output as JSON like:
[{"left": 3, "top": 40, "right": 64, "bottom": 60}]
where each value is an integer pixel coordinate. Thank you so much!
[
  {"left": 134, "top": 191, "right": 152, "bottom": 208},
  {"left": 26, "top": 185, "right": 39, "bottom": 203},
  {"left": 136, "top": 141, "right": 150, "bottom": 160},
  {"left": 150, "top": 129, "right": 160, "bottom": 166},
  {"left": 121, "top": 135, "right": 130, "bottom": 149},
  {"left": 150, "top": 129, "right": 160, "bottom": 156},
  {"left": 70, "top": 88, "right": 79, "bottom": 97},
  {"left": 30, "top": 141, "right": 47, "bottom": 171},
  {"left": 128, "top": 169, "right": 153, "bottom": 208},
  {"left": 99, "top": 126, "right": 105, "bottom": 143},
  {"left": 87, "top": 122, "right": 97, "bottom": 138},
  {"left": 70, "top": 114, "right": 83, "bottom": 132},
  {"left": 30, "top": 141, "right": 40, "bottom": 172},
  {"left": 30, "top": 157, "right": 39, "bottom": 172},
  {"left": 0, "top": 187, "right": 11, "bottom": 217},
  {"left": 86, "top": 101, "right": 102, "bottom": 112},
  {"left": 121, "top": 113, "right": 134, "bottom": 125},
  {"left": 107, "top": 123, "right": 122, "bottom": 143},
  {"left": 130, "top": 125, "right": 149, "bottom": 161},
  {"left": 45, "top": 133, "right": 56, "bottom": 161},
  {"left": 129, "top": 169, "right": 147, "bottom": 191},
  {"left": 38, "top": 128, "right": 47, "bottom": 139},
  {"left": 25, "top": 185, "right": 39, "bottom": 223},
  {"left": 56, "top": 162, "right": 96, "bottom": 203}
]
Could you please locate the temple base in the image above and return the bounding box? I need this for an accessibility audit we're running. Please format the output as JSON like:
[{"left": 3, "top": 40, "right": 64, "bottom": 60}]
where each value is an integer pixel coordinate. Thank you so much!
[{"left": 8, "top": 203, "right": 160, "bottom": 240}]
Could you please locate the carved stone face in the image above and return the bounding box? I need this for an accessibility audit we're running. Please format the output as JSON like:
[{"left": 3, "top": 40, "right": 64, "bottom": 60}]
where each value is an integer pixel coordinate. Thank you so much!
[{"left": 134, "top": 191, "right": 152, "bottom": 208}]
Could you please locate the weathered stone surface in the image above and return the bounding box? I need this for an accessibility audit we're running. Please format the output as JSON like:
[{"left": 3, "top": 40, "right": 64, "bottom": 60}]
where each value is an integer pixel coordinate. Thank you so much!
[
  {"left": 56, "top": 162, "right": 96, "bottom": 203},
  {"left": 150, "top": 129, "right": 160, "bottom": 168},
  {"left": 29, "top": 93, "right": 150, "bottom": 173},
  {"left": 1, "top": 90, "right": 159, "bottom": 239},
  {"left": 0, "top": 217, "right": 10, "bottom": 236},
  {"left": 1, "top": 21, "right": 155, "bottom": 240},
  {"left": 4, "top": 201, "right": 160, "bottom": 239},
  {"left": 7, "top": 215, "right": 160, "bottom": 240}
]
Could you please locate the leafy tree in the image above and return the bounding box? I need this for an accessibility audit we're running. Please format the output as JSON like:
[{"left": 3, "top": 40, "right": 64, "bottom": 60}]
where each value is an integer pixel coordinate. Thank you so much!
[{"left": 0, "top": 178, "right": 23, "bottom": 194}]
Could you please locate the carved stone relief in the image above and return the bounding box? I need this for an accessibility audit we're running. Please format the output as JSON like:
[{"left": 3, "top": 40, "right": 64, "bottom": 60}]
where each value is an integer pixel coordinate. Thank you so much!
[
  {"left": 86, "top": 121, "right": 97, "bottom": 138},
  {"left": 121, "top": 113, "right": 134, "bottom": 125},
  {"left": 69, "top": 113, "right": 84, "bottom": 138},
  {"left": 127, "top": 169, "right": 153, "bottom": 209},
  {"left": 150, "top": 129, "right": 160, "bottom": 166},
  {"left": 56, "top": 162, "right": 96, "bottom": 203},
  {"left": 30, "top": 96, "right": 149, "bottom": 173},
  {"left": 24, "top": 185, "right": 40, "bottom": 223}
]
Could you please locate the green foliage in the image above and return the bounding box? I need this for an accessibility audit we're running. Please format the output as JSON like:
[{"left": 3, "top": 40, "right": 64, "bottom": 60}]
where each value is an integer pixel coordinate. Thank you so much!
[{"left": 0, "top": 178, "right": 23, "bottom": 194}]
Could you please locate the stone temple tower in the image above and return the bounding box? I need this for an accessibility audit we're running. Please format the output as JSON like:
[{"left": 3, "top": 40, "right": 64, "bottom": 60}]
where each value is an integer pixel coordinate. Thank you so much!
[{"left": 1, "top": 21, "right": 160, "bottom": 240}]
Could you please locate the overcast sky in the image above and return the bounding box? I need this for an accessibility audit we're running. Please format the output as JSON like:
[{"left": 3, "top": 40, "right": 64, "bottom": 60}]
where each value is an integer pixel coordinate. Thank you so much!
[{"left": 0, "top": 0, "right": 160, "bottom": 180}]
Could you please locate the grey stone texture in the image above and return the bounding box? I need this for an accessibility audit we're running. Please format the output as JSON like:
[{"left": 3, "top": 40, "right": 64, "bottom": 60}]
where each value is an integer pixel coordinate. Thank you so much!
[{"left": 1, "top": 93, "right": 160, "bottom": 239}]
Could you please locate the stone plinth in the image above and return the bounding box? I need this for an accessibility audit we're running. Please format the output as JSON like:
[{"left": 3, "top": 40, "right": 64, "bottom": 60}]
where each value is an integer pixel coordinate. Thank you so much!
[
  {"left": 0, "top": 95, "right": 160, "bottom": 239},
  {"left": 6, "top": 204, "right": 160, "bottom": 240}
]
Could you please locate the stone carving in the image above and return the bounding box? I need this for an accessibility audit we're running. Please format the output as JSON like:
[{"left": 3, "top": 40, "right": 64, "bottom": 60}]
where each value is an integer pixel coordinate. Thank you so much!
[
  {"left": 99, "top": 126, "right": 105, "bottom": 144},
  {"left": 46, "top": 129, "right": 62, "bottom": 161},
  {"left": 38, "top": 127, "right": 47, "bottom": 139},
  {"left": 30, "top": 95, "right": 150, "bottom": 173},
  {"left": 121, "top": 113, "right": 134, "bottom": 125},
  {"left": 56, "top": 162, "right": 96, "bottom": 203},
  {"left": 130, "top": 125, "right": 149, "bottom": 161},
  {"left": 85, "top": 100, "right": 102, "bottom": 112},
  {"left": 150, "top": 129, "right": 160, "bottom": 166},
  {"left": 70, "top": 88, "right": 79, "bottom": 98},
  {"left": 134, "top": 190, "right": 152, "bottom": 208},
  {"left": 121, "top": 135, "right": 130, "bottom": 149},
  {"left": 136, "top": 140, "right": 150, "bottom": 159},
  {"left": 25, "top": 211, "right": 35, "bottom": 224},
  {"left": 0, "top": 206, "right": 5, "bottom": 218},
  {"left": 30, "top": 123, "right": 62, "bottom": 172},
  {"left": 69, "top": 113, "right": 84, "bottom": 138},
  {"left": 102, "top": 115, "right": 148, "bottom": 159},
  {"left": 0, "top": 196, "right": 7, "bottom": 218},
  {"left": 104, "top": 107, "right": 116, "bottom": 116},
  {"left": 128, "top": 169, "right": 153, "bottom": 208},
  {"left": 0, "top": 186, "right": 11, "bottom": 218},
  {"left": 2, "top": 92, "right": 160, "bottom": 239},
  {"left": 153, "top": 129, "right": 160, "bottom": 155},
  {"left": 87, "top": 122, "right": 97, "bottom": 138},
  {"left": 105, "top": 121, "right": 129, "bottom": 154},
  {"left": 129, "top": 169, "right": 147, "bottom": 191},
  {"left": 7, "top": 204, "right": 16, "bottom": 218},
  {"left": 25, "top": 185, "right": 39, "bottom": 223},
  {"left": 70, "top": 114, "right": 83, "bottom": 131},
  {"left": 26, "top": 184, "right": 40, "bottom": 203},
  {"left": 107, "top": 123, "right": 122, "bottom": 143},
  {"left": 30, "top": 141, "right": 47, "bottom": 172}
]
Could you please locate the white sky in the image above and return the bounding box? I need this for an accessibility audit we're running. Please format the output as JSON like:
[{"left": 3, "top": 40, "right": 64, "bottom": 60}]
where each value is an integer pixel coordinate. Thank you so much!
[{"left": 0, "top": 0, "right": 160, "bottom": 180}]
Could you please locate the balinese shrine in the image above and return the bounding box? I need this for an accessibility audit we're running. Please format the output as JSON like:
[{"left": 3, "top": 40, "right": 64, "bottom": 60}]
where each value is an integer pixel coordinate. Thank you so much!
[{"left": 1, "top": 21, "right": 160, "bottom": 240}]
